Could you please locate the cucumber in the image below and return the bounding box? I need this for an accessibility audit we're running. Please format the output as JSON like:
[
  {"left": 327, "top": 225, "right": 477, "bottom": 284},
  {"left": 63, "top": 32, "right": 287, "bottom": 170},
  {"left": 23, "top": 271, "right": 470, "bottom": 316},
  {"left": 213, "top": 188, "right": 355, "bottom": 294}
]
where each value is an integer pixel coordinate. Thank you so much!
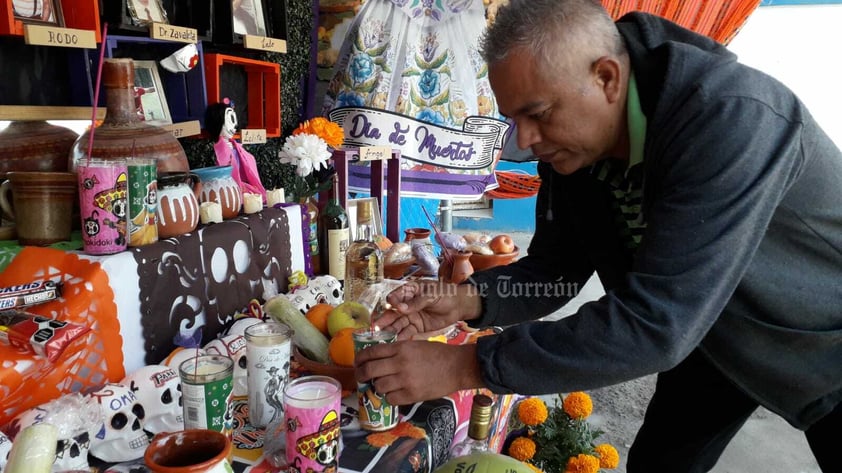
[
  {"left": 5, "top": 423, "right": 58, "bottom": 473},
  {"left": 264, "top": 295, "right": 331, "bottom": 363}
]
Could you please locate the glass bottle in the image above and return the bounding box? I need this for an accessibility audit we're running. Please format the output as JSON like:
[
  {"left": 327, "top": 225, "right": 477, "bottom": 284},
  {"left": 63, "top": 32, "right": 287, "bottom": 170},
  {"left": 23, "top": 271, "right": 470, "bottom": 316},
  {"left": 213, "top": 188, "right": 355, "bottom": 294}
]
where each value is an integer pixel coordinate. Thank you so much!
[
  {"left": 301, "top": 196, "right": 321, "bottom": 275},
  {"left": 344, "top": 199, "right": 383, "bottom": 304},
  {"left": 319, "top": 174, "right": 350, "bottom": 280},
  {"left": 449, "top": 394, "right": 494, "bottom": 459}
]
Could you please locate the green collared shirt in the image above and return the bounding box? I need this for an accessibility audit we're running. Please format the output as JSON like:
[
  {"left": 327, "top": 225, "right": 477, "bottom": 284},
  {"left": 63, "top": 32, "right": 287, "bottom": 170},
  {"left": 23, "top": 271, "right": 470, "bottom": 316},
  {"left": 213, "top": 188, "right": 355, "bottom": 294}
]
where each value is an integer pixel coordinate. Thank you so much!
[{"left": 591, "top": 72, "right": 647, "bottom": 249}]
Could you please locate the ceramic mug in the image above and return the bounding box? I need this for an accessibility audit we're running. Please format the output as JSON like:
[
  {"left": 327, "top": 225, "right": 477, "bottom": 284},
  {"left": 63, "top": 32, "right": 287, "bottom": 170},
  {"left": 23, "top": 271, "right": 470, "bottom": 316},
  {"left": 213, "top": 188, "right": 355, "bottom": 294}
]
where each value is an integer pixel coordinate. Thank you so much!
[
  {"left": 144, "top": 428, "right": 232, "bottom": 473},
  {"left": 0, "top": 171, "right": 76, "bottom": 246}
]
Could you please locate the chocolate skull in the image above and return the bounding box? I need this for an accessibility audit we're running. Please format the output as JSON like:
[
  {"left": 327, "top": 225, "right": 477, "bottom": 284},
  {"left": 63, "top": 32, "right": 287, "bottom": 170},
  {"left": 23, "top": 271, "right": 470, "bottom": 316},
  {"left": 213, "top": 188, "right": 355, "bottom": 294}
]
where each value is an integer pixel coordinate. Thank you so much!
[
  {"left": 121, "top": 365, "right": 183, "bottom": 435},
  {"left": 89, "top": 383, "right": 149, "bottom": 462},
  {"left": 204, "top": 334, "right": 248, "bottom": 396}
]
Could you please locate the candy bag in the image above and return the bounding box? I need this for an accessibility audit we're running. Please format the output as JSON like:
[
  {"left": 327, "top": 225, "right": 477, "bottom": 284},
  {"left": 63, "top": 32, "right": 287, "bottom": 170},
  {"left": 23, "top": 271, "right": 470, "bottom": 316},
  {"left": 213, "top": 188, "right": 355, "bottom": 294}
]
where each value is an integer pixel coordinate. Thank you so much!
[{"left": 0, "top": 311, "right": 90, "bottom": 362}]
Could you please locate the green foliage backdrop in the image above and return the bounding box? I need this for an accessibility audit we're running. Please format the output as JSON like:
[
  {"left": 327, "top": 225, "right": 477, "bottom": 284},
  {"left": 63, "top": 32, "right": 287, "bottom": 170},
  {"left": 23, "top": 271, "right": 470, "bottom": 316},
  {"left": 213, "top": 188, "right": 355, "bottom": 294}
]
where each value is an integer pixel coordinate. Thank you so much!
[{"left": 181, "top": 0, "right": 314, "bottom": 192}]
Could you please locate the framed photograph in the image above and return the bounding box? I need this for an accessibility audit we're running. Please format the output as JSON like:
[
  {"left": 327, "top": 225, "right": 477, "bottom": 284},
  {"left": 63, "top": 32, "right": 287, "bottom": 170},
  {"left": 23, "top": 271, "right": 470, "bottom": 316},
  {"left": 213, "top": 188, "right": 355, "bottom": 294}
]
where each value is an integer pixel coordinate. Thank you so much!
[
  {"left": 11, "top": 0, "right": 64, "bottom": 27},
  {"left": 232, "top": 0, "right": 267, "bottom": 36},
  {"left": 128, "top": 0, "right": 169, "bottom": 26},
  {"left": 347, "top": 197, "right": 383, "bottom": 241},
  {"left": 132, "top": 60, "right": 173, "bottom": 126}
]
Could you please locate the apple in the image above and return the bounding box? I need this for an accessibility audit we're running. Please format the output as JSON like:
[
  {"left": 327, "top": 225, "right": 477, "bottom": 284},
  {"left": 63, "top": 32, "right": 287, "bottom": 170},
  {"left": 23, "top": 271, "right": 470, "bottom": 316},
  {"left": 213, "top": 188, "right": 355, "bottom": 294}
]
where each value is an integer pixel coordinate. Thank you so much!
[
  {"left": 327, "top": 301, "right": 371, "bottom": 337},
  {"left": 489, "top": 234, "right": 515, "bottom": 254}
]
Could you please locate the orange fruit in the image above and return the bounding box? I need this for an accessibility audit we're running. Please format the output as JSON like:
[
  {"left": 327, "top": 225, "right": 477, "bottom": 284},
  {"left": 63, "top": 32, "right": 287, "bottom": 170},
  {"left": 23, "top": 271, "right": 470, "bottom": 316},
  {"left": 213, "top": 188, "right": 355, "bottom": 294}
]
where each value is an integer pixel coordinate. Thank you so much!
[
  {"left": 328, "top": 327, "right": 356, "bottom": 367},
  {"left": 305, "top": 303, "right": 334, "bottom": 336}
]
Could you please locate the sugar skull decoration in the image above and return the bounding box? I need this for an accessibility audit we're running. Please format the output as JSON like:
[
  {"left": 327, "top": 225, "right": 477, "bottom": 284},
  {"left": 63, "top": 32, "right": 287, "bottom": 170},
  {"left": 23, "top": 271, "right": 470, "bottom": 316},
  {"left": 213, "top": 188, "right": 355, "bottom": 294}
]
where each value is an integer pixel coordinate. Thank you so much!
[
  {"left": 7, "top": 393, "right": 101, "bottom": 472},
  {"left": 206, "top": 99, "right": 267, "bottom": 201},
  {"left": 285, "top": 275, "right": 343, "bottom": 315},
  {"left": 120, "top": 365, "right": 183, "bottom": 435},
  {"left": 204, "top": 334, "right": 248, "bottom": 397},
  {"left": 88, "top": 383, "right": 149, "bottom": 462}
]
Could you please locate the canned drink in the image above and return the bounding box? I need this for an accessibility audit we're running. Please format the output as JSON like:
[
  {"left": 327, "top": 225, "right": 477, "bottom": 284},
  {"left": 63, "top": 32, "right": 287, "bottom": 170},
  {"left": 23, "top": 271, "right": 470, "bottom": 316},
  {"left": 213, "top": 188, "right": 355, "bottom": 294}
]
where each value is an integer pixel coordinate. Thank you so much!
[
  {"left": 77, "top": 158, "right": 128, "bottom": 255},
  {"left": 244, "top": 321, "right": 294, "bottom": 428},
  {"left": 178, "top": 355, "right": 235, "bottom": 437},
  {"left": 352, "top": 328, "right": 399, "bottom": 431}
]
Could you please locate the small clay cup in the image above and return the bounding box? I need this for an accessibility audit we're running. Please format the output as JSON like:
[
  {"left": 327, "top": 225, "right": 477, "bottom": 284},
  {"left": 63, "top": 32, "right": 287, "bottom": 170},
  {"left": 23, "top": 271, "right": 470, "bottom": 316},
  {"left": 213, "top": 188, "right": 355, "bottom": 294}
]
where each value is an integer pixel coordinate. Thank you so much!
[
  {"left": 145, "top": 428, "right": 233, "bottom": 472},
  {"left": 0, "top": 171, "right": 77, "bottom": 246}
]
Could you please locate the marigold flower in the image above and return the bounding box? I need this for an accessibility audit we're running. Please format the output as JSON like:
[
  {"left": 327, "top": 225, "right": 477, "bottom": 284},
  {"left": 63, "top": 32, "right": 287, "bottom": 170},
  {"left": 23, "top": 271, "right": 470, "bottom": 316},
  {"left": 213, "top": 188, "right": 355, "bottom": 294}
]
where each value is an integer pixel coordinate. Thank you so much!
[
  {"left": 508, "top": 436, "right": 537, "bottom": 461},
  {"left": 366, "top": 431, "right": 397, "bottom": 448},
  {"left": 563, "top": 392, "right": 593, "bottom": 419},
  {"left": 517, "top": 397, "right": 549, "bottom": 426},
  {"left": 294, "top": 117, "right": 344, "bottom": 148},
  {"left": 564, "top": 454, "right": 600, "bottom": 473},
  {"left": 595, "top": 443, "right": 620, "bottom": 469}
]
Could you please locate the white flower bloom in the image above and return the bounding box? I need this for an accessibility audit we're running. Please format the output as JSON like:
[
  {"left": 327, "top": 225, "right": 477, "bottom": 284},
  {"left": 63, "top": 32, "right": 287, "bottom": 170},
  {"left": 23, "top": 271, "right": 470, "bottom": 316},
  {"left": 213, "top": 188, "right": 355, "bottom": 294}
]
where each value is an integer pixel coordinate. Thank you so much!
[{"left": 278, "top": 134, "right": 331, "bottom": 177}]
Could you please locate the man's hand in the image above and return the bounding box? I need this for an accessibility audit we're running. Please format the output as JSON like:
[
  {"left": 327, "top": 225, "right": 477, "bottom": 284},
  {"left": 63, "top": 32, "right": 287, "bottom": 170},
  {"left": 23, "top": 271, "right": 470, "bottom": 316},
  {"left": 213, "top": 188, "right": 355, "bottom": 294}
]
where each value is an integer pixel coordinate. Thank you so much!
[
  {"left": 376, "top": 280, "right": 481, "bottom": 340},
  {"left": 355, "top": 341, "right": 485, "bottom": 405}
]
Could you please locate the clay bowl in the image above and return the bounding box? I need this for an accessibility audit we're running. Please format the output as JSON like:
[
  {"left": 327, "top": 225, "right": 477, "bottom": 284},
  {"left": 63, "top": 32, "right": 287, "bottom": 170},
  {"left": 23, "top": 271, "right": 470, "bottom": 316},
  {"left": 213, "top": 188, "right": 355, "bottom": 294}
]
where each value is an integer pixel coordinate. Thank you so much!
[
  {"left": 384, "top": 256, "right": 416, "bottom": 279},
  {"left": 469, "top": 246, "right": 520, "bottom": 271},
  {"left": 293, "top": 345, "right": 356, "bottom": 392}
]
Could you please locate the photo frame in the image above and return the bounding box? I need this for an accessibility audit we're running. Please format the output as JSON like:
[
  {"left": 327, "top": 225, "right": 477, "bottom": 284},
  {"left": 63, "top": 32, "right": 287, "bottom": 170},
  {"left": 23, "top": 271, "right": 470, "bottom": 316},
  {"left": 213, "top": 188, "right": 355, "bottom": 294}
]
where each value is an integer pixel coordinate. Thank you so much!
[
  {"left": 232, "top": 0, "right": 268, "bottom": 36},
  {"left": 347, "top": 197, "right": 383, "bottom": 241},
  {"left": 127, "top": 0, "right": 169, "bottom": 26},
  {"left": 12, "top": 0, "right": 64, "bottom": 27},
  {"left": 132, "top": 60, "right": 173, "bottom": 126}
]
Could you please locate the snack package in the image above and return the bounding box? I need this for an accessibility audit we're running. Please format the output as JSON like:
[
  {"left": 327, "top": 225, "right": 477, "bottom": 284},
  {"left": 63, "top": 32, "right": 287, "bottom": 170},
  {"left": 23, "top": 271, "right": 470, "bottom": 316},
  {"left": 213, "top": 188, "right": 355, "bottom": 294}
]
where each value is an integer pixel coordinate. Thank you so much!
[
  {"left": 0, "top": 281, "right": 61, "bottom": 311},
  {"left": 0, "top": 311, "right": 90, "bottom": 362}
]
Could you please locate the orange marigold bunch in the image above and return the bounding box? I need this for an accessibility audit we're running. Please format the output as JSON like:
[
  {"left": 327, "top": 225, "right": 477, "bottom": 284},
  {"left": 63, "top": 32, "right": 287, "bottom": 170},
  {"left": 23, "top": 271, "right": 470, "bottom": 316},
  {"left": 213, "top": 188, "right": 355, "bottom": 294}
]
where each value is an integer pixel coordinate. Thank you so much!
[
  {"left": 293, "top": 117, "right": 344, "bottom": 149},
  {"left": 506, "top": 393, "right": 619, "bottom": 473}
]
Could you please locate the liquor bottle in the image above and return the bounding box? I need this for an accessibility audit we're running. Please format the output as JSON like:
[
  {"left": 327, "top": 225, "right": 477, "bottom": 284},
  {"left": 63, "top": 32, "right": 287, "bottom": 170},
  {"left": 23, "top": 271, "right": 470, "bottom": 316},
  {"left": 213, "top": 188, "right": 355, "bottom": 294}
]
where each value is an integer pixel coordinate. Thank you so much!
[
  {"left": 319, "top": 174, "right": 350, "bottom": 280},
  {"left": 449, "top": 394, "right": 494, "bottom": 459},
  {"left": 344, "top": 199, "right": 383, "bottom": 303}
]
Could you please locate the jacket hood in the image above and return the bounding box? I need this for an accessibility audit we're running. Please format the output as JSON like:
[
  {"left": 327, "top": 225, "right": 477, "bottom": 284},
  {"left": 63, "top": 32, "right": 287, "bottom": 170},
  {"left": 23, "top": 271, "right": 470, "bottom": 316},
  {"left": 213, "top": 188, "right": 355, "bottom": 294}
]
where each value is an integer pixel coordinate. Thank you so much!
[{"left": 616, "top": 12, "right": 737, "bottom": 119}]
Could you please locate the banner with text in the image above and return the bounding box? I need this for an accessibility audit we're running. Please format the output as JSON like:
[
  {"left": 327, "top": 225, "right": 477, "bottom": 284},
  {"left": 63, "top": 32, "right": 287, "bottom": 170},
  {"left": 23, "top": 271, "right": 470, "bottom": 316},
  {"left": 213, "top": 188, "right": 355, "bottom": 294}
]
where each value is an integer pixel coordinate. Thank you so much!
[{"left": 327, "top": 107, "right": 511, "bottom": 200}]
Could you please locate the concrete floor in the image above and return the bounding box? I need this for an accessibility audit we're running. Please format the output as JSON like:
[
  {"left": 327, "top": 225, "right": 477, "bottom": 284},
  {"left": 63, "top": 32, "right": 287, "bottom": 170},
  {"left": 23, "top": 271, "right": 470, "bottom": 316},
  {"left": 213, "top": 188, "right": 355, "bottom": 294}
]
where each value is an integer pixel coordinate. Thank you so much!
[{"left": 496, "top": 231, "right": 822, "bottom": 472}]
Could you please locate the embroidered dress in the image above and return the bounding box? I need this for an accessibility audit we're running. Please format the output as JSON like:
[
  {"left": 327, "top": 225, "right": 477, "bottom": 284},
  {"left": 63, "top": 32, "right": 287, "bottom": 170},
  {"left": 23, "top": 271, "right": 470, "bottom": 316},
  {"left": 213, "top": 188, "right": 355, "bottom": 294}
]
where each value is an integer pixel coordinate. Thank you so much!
[{"left": 322, "top": 0, "right": 498, "bottom": 135}]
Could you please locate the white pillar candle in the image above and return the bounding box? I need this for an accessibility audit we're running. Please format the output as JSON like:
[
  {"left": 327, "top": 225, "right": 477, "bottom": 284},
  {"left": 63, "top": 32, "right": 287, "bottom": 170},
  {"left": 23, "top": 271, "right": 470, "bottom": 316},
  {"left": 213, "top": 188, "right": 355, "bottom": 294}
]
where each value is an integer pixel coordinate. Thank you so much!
[
  {"left": 266, "top": 188, "right": 286, "bottom": 207},
  {"left": 243, "top": 193, "right": 262, "bottom": 214},
  {"left": 199, "top": 202, "right": 223, "bottom": 224}
]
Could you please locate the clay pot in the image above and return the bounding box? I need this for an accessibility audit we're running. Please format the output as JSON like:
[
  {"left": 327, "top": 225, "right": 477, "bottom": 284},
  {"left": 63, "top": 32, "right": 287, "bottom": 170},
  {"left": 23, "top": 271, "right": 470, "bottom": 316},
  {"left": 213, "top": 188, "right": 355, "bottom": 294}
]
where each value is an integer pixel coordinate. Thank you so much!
[
  {"left": 68, "top": 58, "right": 189, "bottom": 174},
  {"left": 470, "top": 246, "right": 520, "bottom": 271},
  {"left": 157, "top": 172, "right": 201, "bottom": 238},
  {"left": 193, "top": 165, "right": 242, "bottom": 219},
  {"left": 145, "top": 429, "right": 232, "bottom": 473},
  {"left": 438, "top": 250, "right": 474, "bottom": 284},
  {"left": 0, "top": 172, "right": 76, "bottom": 246},
  {"left": 0, "top": 121, "right": 76, "bottom": 179},
  {"left": 404, "top": 227, "right": 431, "bottom": 243}
]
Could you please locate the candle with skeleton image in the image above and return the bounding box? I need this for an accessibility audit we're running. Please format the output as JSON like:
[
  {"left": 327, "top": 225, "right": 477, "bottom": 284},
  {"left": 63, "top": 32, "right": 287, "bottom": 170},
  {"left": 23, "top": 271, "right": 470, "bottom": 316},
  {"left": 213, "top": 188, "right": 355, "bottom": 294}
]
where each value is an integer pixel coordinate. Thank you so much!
[
  {"left": 282, "top": 376, "right": 342, "bottom": 472},
  {"left": 353, "top": 327, "right": 399, "bottom": 431}
]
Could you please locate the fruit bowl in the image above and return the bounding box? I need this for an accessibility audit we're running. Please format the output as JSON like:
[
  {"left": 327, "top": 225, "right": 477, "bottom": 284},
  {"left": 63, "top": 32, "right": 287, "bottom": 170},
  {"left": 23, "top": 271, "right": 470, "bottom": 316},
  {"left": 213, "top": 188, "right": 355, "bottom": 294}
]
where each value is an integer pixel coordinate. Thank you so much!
[
  {"left": 469, "top": 246, "right": 520, "bottom": 271},
  {"left": 292, "top": 345, "right": 356, "bottom": 392},
  {"left": 384, "top": 256, "right": 416, "bottom": 279}
]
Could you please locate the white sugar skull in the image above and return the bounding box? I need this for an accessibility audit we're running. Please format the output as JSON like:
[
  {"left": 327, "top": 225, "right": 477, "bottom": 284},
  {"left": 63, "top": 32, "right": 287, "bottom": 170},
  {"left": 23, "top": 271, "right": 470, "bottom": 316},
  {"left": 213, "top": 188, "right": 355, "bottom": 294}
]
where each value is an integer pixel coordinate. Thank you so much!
[
  {"left": 0, "top": 430, "right": 11, "bottom": 471},
  {"left": 120, "top": 365, "right": 183, "bottom": 435},
  {"left": 204, "top": 334, "right": 248, "bottom": 396},
  {"left": 7, "top": 393, "right": 101, "bottom": 472},
  {"left": 286, "top": 275, "right": 343, "bottom": 315},
  {"left": 89, "top": 383, "right": 149, "bottom": 462},
  {"left": 225, "top": 316, "right": 262, "bottom": 338},
  {"left": 163, "top": 346, "right": 207, "bottom": 372}
]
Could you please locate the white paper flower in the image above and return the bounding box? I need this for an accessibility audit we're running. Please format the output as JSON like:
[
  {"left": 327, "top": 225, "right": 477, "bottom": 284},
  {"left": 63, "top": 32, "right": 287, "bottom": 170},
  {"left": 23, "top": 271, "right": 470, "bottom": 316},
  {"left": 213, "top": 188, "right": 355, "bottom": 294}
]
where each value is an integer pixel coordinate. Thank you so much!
[{"left": 279, "top": 134, "right": 332, "bottom": 177}]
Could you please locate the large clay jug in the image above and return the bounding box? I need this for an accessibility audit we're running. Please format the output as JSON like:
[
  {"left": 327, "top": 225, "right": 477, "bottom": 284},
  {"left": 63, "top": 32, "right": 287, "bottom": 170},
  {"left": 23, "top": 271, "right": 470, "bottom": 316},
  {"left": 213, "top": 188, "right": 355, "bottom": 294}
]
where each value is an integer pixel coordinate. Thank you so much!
[
  {"left": 68, "top": 58, "right": 189, "bottom": 174},
  {"left": 0, "top": 121, "right": 76, "bottom": 179},
  {"left": 193, "top": 165, "right": 242, "bottom": 219},
  {"left": 157, "top": 172, "right": 201, "bottom": 238}
]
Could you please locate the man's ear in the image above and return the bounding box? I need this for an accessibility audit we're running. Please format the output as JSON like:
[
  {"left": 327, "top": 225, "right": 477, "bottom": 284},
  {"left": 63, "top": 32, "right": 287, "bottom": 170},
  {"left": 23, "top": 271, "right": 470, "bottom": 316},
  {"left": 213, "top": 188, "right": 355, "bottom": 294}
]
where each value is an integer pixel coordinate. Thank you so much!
[{"left": 592, "top": 56, "right": 623, "bottom": 104}]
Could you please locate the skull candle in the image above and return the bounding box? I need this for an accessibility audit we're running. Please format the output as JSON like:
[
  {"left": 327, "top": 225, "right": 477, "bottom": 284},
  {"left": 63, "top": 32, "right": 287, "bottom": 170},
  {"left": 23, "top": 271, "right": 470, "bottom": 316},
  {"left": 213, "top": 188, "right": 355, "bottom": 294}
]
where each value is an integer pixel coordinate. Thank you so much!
[
  {"left": 89, "top": 383, "right": 149, "bottom": 462},
  {"left": 121, "top": 365, "right": 183, "bottom": 435}
]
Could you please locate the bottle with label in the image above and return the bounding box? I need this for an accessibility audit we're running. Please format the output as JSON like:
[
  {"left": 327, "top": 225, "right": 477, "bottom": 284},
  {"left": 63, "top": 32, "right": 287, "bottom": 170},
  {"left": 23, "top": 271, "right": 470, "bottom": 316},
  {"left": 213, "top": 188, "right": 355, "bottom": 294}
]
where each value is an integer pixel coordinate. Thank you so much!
[
  {"left": 449, "top": 393, "right": 494, "bottom": 459},
  {"left": 319, "top": 174, "right": 350, "bottom": 280},
  {"left": 300, "top": 196, "right": 321, "bottom": 275},
  {"left": 344, "top": 199, "right": 383, "bottom": 304}
]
